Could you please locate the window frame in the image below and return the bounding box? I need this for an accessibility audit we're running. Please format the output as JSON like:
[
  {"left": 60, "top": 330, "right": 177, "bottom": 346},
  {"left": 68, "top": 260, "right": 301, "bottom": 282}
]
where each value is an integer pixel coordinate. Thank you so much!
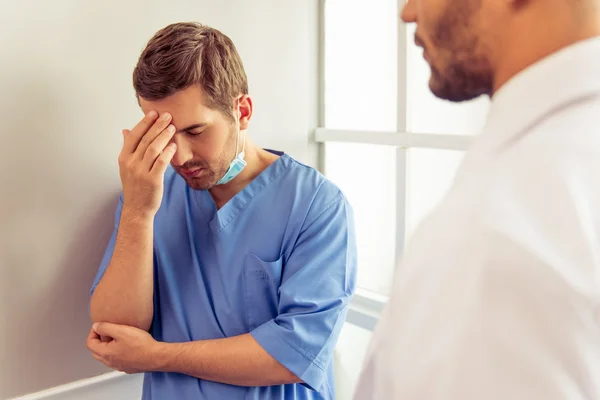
[{"left": 316, "top": 0, "right": 473, "bottom": 331}]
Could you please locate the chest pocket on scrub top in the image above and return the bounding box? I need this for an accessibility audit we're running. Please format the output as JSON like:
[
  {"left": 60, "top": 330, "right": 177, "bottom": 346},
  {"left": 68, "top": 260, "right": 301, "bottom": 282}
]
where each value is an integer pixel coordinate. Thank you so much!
[{"left": 244, "top": 253, "right": 283, "bottom": 331}]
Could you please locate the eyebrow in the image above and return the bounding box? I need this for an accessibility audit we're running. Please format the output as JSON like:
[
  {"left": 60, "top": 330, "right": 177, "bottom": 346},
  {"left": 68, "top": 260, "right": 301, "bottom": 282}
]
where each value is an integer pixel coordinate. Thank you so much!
[{"left": 176, "top": 123, "right": 208, "bottom": 133}]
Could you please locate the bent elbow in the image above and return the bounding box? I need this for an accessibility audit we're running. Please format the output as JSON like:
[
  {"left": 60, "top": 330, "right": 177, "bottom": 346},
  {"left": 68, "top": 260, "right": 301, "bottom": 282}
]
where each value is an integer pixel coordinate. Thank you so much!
[{"left": 89, "top": 297, "right": 152, "bottom": 331}]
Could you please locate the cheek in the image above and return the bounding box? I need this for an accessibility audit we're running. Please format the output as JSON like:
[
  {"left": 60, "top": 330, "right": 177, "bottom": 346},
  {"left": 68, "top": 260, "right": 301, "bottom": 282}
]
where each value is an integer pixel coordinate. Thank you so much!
[
  {"left": 194, "top": 136, "right": 227, "bottom": 163},
  {"left": 416, "top": 0, "right": 454, "bottom": 43},
  {"left": 416, "top": 0, "right": 442, "bottom": 29}
]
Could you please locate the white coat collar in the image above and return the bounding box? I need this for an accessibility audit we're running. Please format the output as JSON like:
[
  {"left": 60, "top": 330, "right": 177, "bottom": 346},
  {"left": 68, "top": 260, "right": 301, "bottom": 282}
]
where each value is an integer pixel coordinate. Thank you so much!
[{"left": 476, "top": 36, "right": 600, "bottom": 154}]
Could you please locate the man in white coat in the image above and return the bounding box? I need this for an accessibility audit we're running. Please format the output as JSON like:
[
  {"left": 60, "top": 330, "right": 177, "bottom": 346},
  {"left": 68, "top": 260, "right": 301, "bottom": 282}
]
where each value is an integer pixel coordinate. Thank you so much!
[{"left": 354, "top": 0, "right": 600, "bottom": 399}]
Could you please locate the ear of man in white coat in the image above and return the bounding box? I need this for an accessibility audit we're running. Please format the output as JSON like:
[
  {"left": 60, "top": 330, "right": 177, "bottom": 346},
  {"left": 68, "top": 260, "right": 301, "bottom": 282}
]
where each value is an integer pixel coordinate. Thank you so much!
[{"left": 354, "top": 0, "right": 600, "bottom": 399}]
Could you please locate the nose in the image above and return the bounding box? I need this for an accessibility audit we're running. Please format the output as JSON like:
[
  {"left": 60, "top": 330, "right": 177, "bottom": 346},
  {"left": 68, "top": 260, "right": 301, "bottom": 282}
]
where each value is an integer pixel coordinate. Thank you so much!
[
  {"left": 401, "top": 0, "right": 416, "bottom": 23},
  {"left": 169, "top": 135, "right": 193, "bottom": 167}
]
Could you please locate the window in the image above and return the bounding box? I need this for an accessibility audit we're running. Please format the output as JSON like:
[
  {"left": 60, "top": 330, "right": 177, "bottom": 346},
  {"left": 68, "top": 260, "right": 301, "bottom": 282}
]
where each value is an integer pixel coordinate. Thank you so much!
[
  {"left": 321, "top": 2, "right": 490, "bottom": 398},
  {"left": 324, "top": 142, "right": 397, "bottom": 295},
  {"left": 319, "top": 0, "right": 489, "bottom": 318},
  {"left": 323, "top": 0, "right": 399, "bottom": 297},
  {"left": 324, "top": 0, "right": 397, "bottom": 132}
]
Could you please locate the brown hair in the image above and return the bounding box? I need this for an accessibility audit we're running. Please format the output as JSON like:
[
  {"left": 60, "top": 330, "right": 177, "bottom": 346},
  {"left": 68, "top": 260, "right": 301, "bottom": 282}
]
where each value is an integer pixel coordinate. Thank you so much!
[{"left": 133, "top": 22, "right": 248, "bottom": 120}]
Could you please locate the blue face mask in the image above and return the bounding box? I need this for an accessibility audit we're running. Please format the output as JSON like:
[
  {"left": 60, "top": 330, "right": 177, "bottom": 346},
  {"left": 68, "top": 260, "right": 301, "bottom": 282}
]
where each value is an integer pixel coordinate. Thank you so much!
[
  {"left": 216, "top": 150, "right": 246, "bottom": 185},
  {"left": 216, "top": 106, "right": 247, "bottom": 185}
]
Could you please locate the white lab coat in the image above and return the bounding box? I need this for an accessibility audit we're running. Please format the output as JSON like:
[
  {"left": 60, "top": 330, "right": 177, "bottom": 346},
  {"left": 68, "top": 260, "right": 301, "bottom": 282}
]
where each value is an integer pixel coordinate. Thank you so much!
[{"left": 354, "top": 36, "right": 600, "bottom": 400}]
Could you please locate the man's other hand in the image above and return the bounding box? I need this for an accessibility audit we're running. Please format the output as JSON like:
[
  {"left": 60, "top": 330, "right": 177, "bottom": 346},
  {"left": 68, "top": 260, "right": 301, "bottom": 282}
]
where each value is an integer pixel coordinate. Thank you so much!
[{"left": 86, "top": 322, "right": 162, "bottom": 374}]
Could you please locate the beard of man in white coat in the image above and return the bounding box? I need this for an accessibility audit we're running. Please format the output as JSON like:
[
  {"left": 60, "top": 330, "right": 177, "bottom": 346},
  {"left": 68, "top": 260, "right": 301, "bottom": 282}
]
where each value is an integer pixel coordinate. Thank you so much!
[{"left": 354, "top": 0, "right": 600, "bottom": 399}]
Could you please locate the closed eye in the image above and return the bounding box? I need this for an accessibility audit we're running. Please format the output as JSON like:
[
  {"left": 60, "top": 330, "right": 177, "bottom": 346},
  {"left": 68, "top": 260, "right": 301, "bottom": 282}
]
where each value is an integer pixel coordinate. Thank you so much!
[
  {"left": 176, "top": 122, "right": 209, "bottom": 136},
  {"left": 186, "top": 130, "right": 205, "bottom": 136}
]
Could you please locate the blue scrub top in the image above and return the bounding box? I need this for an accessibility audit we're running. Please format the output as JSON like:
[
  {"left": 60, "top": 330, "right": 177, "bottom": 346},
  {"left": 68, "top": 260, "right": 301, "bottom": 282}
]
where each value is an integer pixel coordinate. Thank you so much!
[{"left": 91, "top": 152, "right": 357, "bottom": 400}]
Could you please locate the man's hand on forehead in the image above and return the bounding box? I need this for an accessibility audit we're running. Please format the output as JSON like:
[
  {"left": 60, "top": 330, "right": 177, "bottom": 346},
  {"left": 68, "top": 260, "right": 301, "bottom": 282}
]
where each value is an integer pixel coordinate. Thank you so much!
[{"left": 117, "top": 111, "right": 178, "bottom": 219}]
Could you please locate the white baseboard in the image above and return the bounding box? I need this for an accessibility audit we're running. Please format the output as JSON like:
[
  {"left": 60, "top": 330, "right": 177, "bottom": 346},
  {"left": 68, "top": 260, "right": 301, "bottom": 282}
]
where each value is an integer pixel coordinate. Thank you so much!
[{"left": 11, "top": 371, "right": 143, "bottom": 400}]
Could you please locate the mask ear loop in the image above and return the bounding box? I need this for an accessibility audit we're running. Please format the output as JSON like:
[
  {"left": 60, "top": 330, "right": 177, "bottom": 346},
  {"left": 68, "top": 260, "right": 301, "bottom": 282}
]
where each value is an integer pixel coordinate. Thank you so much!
[
  {"left": 230, "top": 99, "right": 241, "bottom": 157},
  {"left": 237, "top": 100, "right": 246, "bottom": 156}
]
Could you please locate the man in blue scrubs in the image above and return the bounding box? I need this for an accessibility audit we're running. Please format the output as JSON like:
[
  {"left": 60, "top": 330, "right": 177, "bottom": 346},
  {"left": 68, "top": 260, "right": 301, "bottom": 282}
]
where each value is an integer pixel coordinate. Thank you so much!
[{"left": 86, "top": 22, "right": 357, "bottom": 400}]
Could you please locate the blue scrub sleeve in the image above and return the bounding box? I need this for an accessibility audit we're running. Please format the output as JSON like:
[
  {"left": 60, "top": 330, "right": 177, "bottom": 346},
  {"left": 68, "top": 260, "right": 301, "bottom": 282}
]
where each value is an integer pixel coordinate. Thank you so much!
[
  {"left": 250, "top": 187, "right": 358, "bottom": 391},
  {"left": 90, "top": 194, "right": 124, "bottom": 297}
]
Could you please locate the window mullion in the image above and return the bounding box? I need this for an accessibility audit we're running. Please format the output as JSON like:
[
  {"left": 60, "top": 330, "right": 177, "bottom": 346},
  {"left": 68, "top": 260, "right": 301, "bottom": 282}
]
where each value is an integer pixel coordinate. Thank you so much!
[
  {"left": 317, "top": 0, "right": 327, "bottom": 175},
  {"left": 395, "top": 0, "right": 409, "bottom": 272}
]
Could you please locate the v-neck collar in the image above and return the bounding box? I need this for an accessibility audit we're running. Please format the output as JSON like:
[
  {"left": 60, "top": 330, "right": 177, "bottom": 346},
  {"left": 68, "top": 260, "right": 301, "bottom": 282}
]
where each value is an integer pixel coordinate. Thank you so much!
[{"left": 193, "top": 150, "right": 292, "bottom": 234}]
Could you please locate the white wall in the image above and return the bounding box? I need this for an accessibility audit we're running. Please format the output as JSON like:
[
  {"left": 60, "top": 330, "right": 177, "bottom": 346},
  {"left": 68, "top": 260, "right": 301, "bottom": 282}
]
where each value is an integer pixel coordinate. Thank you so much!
[{"left": 0, "top": 1, "right": 319, "bottom": 398}]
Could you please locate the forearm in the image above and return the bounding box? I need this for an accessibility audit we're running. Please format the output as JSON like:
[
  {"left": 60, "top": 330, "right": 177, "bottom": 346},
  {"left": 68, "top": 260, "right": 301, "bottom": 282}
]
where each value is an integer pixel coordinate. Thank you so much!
[
  {"left": 90, "top": 208, "right": 154, "bottom": 330},
  {"left": 154, "top": 333, "right": 301, "bottom": 387}
]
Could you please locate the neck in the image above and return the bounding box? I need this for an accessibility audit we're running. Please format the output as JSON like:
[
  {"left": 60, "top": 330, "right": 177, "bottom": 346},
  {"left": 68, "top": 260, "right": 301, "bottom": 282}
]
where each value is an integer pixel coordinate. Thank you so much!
[
  {"left": 208, "top": 138, "right": 279, "bottom": 209},
  {"left": 492, "top": 3, "right": 600, "bottom": 95}
]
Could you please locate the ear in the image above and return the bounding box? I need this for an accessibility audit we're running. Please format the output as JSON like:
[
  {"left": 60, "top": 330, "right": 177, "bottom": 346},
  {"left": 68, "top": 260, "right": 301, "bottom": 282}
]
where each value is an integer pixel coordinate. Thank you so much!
[{"left": 238, "top": 95, "right": 253, "bottom": 130}]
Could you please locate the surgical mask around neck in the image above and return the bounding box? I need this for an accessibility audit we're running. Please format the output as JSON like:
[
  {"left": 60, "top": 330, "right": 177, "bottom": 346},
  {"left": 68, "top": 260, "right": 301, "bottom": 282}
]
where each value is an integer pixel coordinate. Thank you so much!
[{"left": 216, "top": 106, "right": 247, "bottom": 185}]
